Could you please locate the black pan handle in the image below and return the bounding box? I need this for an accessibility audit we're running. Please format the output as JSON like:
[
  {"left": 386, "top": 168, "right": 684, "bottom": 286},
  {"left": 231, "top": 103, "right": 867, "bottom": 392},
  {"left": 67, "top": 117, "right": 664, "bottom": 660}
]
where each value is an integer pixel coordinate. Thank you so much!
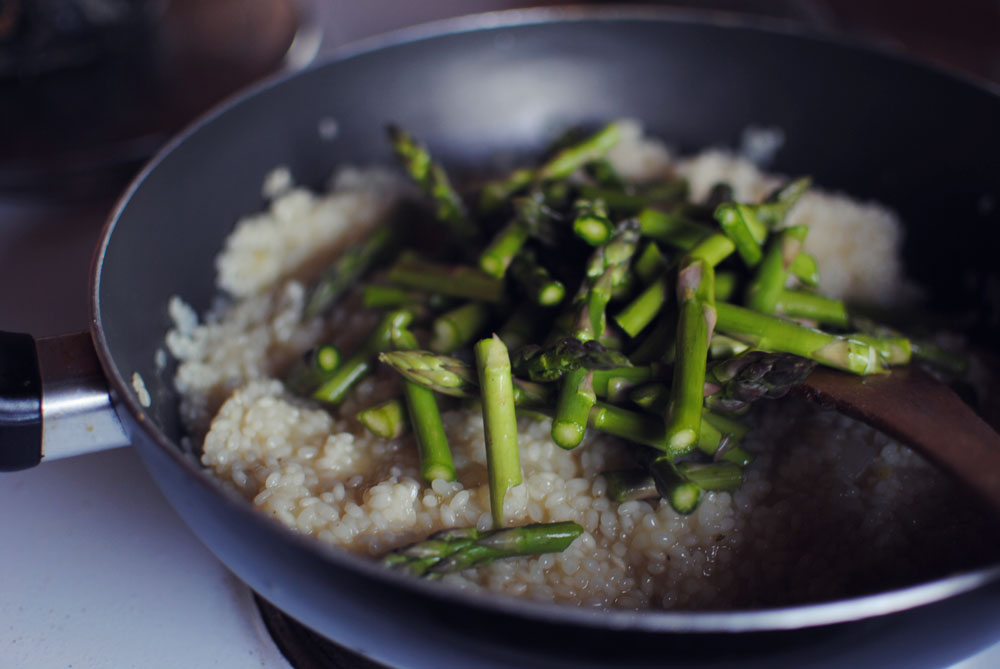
[
  {"left": 0, "top": 331, "right": 131, "bottom": 471},
  {"left": 0, "top": 331, "right": 43, "bottom": 469}
]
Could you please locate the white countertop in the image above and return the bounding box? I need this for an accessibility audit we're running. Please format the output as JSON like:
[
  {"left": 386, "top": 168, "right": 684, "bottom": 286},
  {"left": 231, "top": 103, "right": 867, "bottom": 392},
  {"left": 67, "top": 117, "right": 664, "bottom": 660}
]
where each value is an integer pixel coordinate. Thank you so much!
[{"left": 0, "top": 446, "right": 291, "bottom": 669}]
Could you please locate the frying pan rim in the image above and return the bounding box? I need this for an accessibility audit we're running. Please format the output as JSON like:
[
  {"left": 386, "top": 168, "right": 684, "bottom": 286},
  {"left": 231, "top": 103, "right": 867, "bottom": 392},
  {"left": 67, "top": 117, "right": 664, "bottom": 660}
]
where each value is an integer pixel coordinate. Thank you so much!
[{"left": 89, "top": 4, "right": 1000, "bottom": 636}]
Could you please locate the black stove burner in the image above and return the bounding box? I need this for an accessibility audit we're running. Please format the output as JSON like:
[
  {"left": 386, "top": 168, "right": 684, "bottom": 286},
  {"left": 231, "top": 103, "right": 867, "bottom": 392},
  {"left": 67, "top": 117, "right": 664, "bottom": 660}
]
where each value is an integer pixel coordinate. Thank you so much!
[{"left": 254, "top": 595, "right": 388, "bottom": 669}]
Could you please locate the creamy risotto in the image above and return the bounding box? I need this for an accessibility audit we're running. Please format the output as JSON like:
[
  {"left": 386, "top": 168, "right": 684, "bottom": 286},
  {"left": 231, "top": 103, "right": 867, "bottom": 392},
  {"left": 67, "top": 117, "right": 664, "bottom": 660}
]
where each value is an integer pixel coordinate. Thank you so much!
[{"left": 165, "top": 122, "right": 997, "bottom": 610}]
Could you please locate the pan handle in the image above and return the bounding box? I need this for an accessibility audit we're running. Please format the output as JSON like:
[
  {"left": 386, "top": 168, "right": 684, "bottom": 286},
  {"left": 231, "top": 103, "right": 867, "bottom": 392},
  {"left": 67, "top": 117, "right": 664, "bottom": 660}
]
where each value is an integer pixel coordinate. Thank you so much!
[{"left": 0, "top": 331, "right": 130, "bottom": 471}]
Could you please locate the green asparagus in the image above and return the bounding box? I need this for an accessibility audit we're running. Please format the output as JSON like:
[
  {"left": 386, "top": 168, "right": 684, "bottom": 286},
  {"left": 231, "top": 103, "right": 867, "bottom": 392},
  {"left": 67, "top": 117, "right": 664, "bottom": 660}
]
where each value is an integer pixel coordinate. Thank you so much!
[
  {"left": 382, "top": 521, "right": 583, "bottom": 577},
  {"left": 313, "top": 310, "right": 413, "bottom": 405},
  {"left": 304, "top": 225, "right": 395, "bottom": 319},
  {"left": 475, "top": 335, "right": 523, "bottom": 527},
  {"left": 285, "top": 344, "right": 342, "bottom": 396},
  {"left": 387, "top": 124, "right": 473, "bottom": 238}
]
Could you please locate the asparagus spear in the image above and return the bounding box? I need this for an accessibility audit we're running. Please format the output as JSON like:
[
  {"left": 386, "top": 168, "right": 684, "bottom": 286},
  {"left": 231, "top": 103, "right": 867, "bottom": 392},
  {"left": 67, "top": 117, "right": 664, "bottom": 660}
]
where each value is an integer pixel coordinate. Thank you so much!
[
  {"left": 387, "top": 253, "right": 504, "bottom": 303},
  {"left": 633, "top": 241, "right": 668, "bottom": 285},
  {"left": 474, "top": 335, "right": 523, "bottom": 527},
  {"left": 551, "top": 368, "right": 596, "bottom": 449},
  {"left": 358, "top": 398, "right": 409, "bottom": 439},
  {"left": 304, "top": 225, "right": 395, "bottom": 319},
  {"left": 714, "top": 203, "right": 766, "bottom": 267},
  {"left": 394, "top": 325, "right": 457, "bottom": 483},
  {"left": 649, "top": 456, "right": 702, "bottom": 514},
  {"left": 572, "top": 198, "right": 614, "bottom": 246},
  {"left": 362, "top": 284, "right": 424, "bottom": 310},
  {"left": 704, "top": 350, "right": 818, "bottom": 414},
  {"left": 584, "top": 158, "right": 626, "bottom": 189},
  {"left": 754, "top": 176, "right": 811, "bottom": 228},
  {"left": 512, "top": 337, "right": 631, "bottom": 383},
  {"left": 714, "top": 301, "right": 885, "bottom": 375},
  {"left": 285, "top": 344, "right": 342, "bottom": 396},
  {"left": 478, "top": 167, "right": 534, "bottom": 214},
  {"left": 852, "top": 334, "right": 912, "bottom": 366},
  {"left": 386, "top": 124, "right": 473, "bottom": 239},
  {"left": 649, "top": 457, "right": 743, "bottom": 514},
  {"left": 606, "top": 460, "right": 743, "bottom": 509},
  {"left": 589, "top": 398, "right": 753, "bottom": 465},
  {"left": 775, "top": 289, "right": 850, "bottom": 329},
  {"left": 745, "top": 225, "right": 808, "bottom": 315},
  {"left": 590, "top": 365, "right": 657, "bottom": 398},
  {"left": 604, "top": 468, "right": 659, "bottom": 502},
  {"left": 664, "top": 259, "right": 716, "bottom": 455},
  {"left": 637, "top": 208, "right": 711, "bottom": 251},
  {"left": 789, "top": 252, "right": 821, "bottom": 287},
  {"left": 535, "top": 122, "right": 623, "bottom": 182},
  {"left": 313, "top": 310, "right": 413, "bottom": 405},
  {"left": 381, "top": 521, "right": 583, "bottom": 577},
  {"left": 578, "top": 180, "right": 688, "bottom": 215},
  {"left": 479, "top": 219, "right": 529, "bottom": 278},
  {"left": 509, "top": 251, "right": 566, "bottom": 307},
  {"left": 614, "top": 272, "right": 669, "bottom": 338},
  {"left": 430, "top": 302, "right": 491, "bottom": 353},
  {"left": 679, "top": 461, "right": 744, "bottom": 492},
  {"left": 572, "top": 218, "right": 642, "bottom": 340},
  {"left": 378, "top": 349, "right": 552, "bottom": 408},
  {"left": 379, "top": 349, "right": 479, "bottom": 397}
]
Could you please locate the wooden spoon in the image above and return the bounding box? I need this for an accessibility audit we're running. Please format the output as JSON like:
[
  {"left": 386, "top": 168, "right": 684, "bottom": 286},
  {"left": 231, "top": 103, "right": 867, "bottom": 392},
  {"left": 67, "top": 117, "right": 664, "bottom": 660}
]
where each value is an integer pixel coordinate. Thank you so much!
[{"left": 796, "top": 366, "right": 1000, "bottom": 516}]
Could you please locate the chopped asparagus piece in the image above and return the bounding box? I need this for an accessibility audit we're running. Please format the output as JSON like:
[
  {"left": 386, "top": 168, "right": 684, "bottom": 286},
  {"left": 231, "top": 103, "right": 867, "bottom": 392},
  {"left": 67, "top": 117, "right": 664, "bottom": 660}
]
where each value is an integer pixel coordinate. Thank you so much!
[
  {"left": 614, "top": 272, "right": 669, "bottom": 338},
  {"left": 649, "top": 456, "right": 702, "bottom": 514},
  {"left": 394, "top": 324, "right": 457, "bottom": 483},
  {"left": 304, "top": 225, "right": 395, "bottom": 319},
  {"left": 746, "top": 225, "right": 808, "bottom": 315},
  {"left": 480, "top": 219, "right": 529, "bottom": 278},
  {"left": 664, "top": 259, "right": 716, "bottom": 455},
  {"left": 604, "top": 468, "right": 659, "bottom": 502},
  {"left": 633, "top": 241, "right": 668, "bottom": 285},
  {"left": 637, "top": 208, "right": 711, "bottom": 251},
  {"left": 285, "top": 345, "right": 342, "bottom": 396},
  {"left": 551, "top": 369, "right": 596, "bottom": 449},
  {"left": 512, "top": 337, "right": 631, "bottom": 383},
  {"left": 509, "top": 252, "right": 566, "bottom": 307},
  {"left": 714, "top": 302, "right": 885, "bottom": 374},
  {"left": 387, "top": 124, "right": 473, "bottom": 238},
  {"left": 704, "top": 350, "right": 818, "bottom": 413},
  {"left": 313, "top": 310, "right": 413, "bottom": 405},
  {"left": 714, "top": 203, "right": 766, "bottom": 267},
  {"left": 536, "top": 122, "right": 623, "bottom": 182},
  {"left": 479, "top": 167, "right": 534, "bottom": 214},
  {"left": 358, "top": 398, "right": 409, "bottom": 439},
  {"left": 776, "top": 289, "right": 850, "bottom": 329},
  {"left": 572, "top": 198, "right": 614, "bottom": 246},
  {"left": 474, "top": 336, "right": 523, "bottom": 527},
  {"left": 755, "top": 176, "right": 811, "bottom": 228},
  {"left": 382, "top": 521, "right": 583, "bottom": 577},
  {"left": 789, "top": 252, "right": 820, "bottom": 287},
  {"left": 430, "top": 302, "right": 491, "bottom": 353},
  {"left": 387, "top": 254, "right": 504, "bottom": 303}
]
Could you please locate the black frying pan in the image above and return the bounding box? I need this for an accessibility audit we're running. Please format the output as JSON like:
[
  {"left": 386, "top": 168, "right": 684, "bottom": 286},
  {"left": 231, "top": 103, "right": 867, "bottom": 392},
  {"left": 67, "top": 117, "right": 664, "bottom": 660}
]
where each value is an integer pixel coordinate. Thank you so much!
[{"left": 4, "top": 8, "right": 1000, "bottom": 667}]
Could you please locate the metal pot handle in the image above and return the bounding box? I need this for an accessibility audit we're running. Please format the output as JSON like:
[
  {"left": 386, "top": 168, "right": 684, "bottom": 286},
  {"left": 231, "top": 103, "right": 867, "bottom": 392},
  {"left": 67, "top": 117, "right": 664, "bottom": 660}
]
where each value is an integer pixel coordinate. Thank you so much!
[{"left": 0, "top": 331, "right": 130, "bottom": 471}]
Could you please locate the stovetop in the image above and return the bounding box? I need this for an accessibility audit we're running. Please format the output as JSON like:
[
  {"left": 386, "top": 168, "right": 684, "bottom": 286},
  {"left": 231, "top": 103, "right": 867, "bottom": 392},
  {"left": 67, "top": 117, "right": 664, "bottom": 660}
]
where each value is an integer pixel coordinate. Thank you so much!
[{"left": 3, "top": 2, "right": 1000, "bottom": 667}]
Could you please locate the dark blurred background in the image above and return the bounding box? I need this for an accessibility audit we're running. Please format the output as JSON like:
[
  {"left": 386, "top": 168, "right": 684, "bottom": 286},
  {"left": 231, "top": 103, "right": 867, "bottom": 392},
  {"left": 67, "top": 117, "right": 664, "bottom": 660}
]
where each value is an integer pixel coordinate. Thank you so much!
[
  {"left": 0, "top": 0, "right": 998, "bottom": 335},
  {"left": 1, "top": 0, "right": 997, "bottom": 201}
]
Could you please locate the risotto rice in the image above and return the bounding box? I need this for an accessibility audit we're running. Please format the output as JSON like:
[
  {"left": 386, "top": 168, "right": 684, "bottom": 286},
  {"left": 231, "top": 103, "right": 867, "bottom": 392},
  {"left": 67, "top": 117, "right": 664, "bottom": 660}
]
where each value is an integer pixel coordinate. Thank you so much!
[{"left": 166, "top": 123, "right": 997, "bottom": 610}]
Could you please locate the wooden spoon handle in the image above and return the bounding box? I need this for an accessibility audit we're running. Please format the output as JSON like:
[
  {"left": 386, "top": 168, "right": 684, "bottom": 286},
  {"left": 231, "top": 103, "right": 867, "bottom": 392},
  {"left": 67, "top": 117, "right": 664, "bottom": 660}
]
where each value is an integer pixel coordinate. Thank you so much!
[{"left": 797, "top": 366, "right": 1000, "bottom": 516}]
